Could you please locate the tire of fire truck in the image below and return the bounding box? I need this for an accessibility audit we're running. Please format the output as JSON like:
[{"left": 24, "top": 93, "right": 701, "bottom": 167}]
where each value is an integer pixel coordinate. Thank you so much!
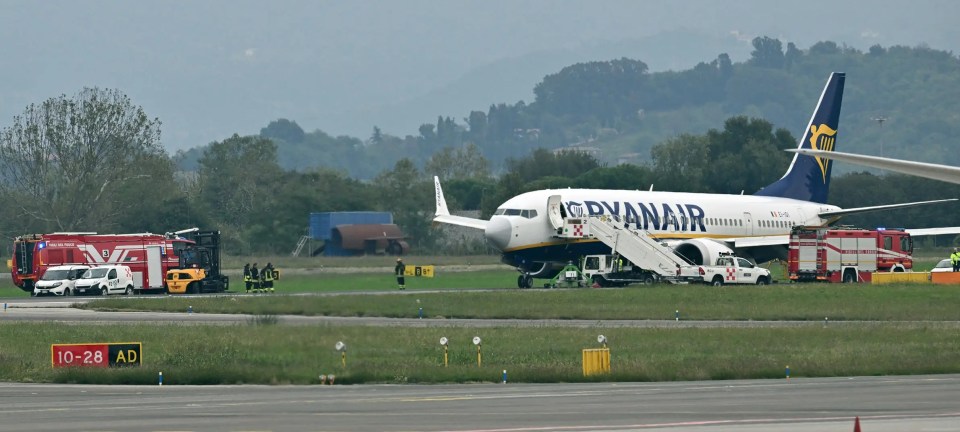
[
  {"left": 892, "top": 265, "right": 905, "bottom": 272},
  {"left": 125, "top": 285, "right": 133, "bottom": 296},
  {"left": 711, "top": 276, "right": 724, "bottom": 286},
  {"left": 842, "top": 270, "right": 857, "bottom": 283},
  {"left": 756, "top": 276, "right": 769, "bottom": 286}
]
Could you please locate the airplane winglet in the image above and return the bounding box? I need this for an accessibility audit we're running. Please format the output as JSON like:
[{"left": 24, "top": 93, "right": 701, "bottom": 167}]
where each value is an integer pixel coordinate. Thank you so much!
[
  {"left": 432, "top": 176, "right": 489, "bottom": 230},
  {"left": 434, "top": 176, "right": 451, "bottom": 216}
]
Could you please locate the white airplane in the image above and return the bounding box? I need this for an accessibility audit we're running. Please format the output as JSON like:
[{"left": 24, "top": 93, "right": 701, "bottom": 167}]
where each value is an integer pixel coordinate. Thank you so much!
[
  {"left": 789, "top": 148, "right": 960, "bottom": 185},
  {"left": 433, "top": 72, "right": 959, "bottom": 287}
]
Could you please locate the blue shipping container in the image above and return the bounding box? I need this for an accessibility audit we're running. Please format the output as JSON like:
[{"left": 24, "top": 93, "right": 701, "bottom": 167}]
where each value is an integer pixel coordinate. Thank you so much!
[{"left": 309, "top": 212, "right": 393, "bottom": 240}]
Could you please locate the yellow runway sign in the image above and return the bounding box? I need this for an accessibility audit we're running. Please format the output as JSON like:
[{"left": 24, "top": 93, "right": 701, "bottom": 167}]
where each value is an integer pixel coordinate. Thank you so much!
[{"left": 403, "top": 265, "right": 434, "bottom": 278}]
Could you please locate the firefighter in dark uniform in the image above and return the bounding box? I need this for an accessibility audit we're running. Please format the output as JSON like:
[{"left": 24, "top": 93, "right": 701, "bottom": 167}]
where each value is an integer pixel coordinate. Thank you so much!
[
  {"left": 263, "top": 262, "right": 275, "bottom": 292},
  {"left": 243, "top": 263, "right": 252, "bottom": 293},
  {"left": 395, "top": 258, "right": 405, "bottom": 290},
  {"left": 250, "top": 262, "right": 260, "bottom": 293}
]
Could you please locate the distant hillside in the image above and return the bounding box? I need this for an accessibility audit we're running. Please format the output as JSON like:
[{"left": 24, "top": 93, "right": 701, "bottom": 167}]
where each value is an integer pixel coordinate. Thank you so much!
[{"left": 177, "top": 39, "right": 960, "bottom": 178}]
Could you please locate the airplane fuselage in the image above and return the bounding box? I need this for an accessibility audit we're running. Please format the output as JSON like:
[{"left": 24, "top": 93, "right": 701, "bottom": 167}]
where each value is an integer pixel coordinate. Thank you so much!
[{"left": 485, "top": 189, "right": 839, "bottom": 271}]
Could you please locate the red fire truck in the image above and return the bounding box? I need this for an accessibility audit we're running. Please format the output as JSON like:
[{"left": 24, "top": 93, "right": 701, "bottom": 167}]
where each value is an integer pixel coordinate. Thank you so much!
[
  {"left": 8, "top": 229, "right": 217, "bottom": 294},
  {"left": 788, "top": 226, "right": 913, "bottom": 283}
]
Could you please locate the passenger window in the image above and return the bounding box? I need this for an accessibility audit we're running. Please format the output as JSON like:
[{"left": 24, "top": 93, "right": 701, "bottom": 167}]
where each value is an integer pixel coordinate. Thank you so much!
[
  {"left": 883, "top": 236, "right": 893, "bottom": 250},
  {"left": 737, "top": 258, "right": 753, "bottom": 268},
  {"left": 108, "top": 269, "right": 117, "bottom": 279}
]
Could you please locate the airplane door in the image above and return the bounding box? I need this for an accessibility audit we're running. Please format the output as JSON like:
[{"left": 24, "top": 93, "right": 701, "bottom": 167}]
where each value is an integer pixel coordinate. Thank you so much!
[
  {"left": 547, "top": 195, "right": 564, "bottom": 229},
  {"left": 146, "top": 246, "right": 162, "bottom": 288},
  {"left": 742, "top": 212, "right": 753, "bottom": 235}
]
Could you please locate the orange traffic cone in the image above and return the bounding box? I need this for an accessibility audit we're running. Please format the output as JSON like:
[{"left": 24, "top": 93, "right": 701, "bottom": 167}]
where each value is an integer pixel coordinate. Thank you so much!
[{"left": 853, "top": 416, "right": 861, "bottom": 432}]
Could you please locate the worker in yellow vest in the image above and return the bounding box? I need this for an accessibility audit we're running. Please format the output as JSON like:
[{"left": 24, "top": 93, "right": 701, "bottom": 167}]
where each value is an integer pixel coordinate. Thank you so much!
[
  {"left": 243, "top": 263, "right": 252, "bottom": 293},
  {"left": 262, "top": 263, "right": 275, "bottom": 292}
]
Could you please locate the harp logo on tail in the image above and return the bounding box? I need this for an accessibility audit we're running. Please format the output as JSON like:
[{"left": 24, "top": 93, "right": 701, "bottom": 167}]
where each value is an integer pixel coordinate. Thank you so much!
[{"left": 809, "top": 124, "right": 837, "bottom": 183}]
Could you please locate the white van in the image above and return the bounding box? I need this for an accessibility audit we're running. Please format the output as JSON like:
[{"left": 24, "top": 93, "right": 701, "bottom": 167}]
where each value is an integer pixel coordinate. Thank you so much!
[
  {"left": 74, "top": 265, "right": 136, "bottom": 296},
  {"left": 33, "top": 265, "right": 91, "bottom": 297}
]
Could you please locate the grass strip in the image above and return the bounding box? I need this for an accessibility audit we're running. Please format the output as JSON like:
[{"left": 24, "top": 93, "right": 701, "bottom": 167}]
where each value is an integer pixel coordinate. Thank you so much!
[
  {"left": 84, "top": 283, "right": 960, "bottom": 321},
  {"left": 1, "top": 322, "right": 957, "bottom": 385}
]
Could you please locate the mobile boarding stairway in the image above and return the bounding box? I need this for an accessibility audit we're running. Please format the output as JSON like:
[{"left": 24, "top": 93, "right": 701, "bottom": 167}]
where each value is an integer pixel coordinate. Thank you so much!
[{"left": 556, "top": 216, "right": 694, "bottom": 279}]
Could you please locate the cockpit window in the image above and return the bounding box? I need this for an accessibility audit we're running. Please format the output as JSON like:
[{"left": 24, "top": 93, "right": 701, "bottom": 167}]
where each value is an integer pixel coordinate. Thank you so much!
[{"left": 496, "top": 208, "right": 539, "bottom": 218}]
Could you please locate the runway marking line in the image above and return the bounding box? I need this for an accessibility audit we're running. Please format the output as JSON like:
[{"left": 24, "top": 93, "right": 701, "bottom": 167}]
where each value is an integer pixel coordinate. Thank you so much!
[{"left": 439, "top": 411, "right": 960, "bottom": 432}]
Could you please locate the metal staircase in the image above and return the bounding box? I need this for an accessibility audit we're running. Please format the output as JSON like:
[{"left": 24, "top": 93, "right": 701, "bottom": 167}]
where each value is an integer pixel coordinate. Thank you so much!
[
  {"left": 560, "top": 216, "right": 693, "bottom": 277},
  {"left": 291, "top": 235, "right": 310, "bottom": 257}
]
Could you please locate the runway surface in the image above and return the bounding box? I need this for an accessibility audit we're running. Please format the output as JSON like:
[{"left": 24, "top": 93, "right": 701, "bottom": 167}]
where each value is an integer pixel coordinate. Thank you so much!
[{"left": 2, "top": 375, "right": 959, "bottom": 432}]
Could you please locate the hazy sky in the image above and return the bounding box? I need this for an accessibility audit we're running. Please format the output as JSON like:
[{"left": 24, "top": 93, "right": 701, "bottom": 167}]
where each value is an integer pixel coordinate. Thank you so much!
[{"left": 1, "top": 0, "right": 957, "bottom": 151}]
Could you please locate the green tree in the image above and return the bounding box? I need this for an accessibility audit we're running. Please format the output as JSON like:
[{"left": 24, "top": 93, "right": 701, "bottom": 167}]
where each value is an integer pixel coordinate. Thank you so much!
[
  {"left": 651, "top": 134, "right": 710, "bottom": 192},
  {"left": 196, "top": 134, "right": 281, "bottom": 253},
  {"left": 424, "top": 143, "right": 490, "bottom": 181},
  {"left": 260, "top": 119, "right": 305, "bottom": 143},
  {"left": 749, "top": 36, "right": 785, "bottom": 68},
  {"left": 0, "top": 87, "right": 165, "bottom": 231},
  {"left": 703, "top": 116, "right": 794, "bottom": 194},
  {"left": 374, "top": 159, "right": 435, "bottom": 249}
]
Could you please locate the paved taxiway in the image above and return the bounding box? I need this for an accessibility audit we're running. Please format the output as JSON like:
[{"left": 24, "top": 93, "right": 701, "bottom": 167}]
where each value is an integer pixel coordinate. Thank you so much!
[
  {"left": 2, "top": 375, "right": 959, "bottom": 432},
  {"left": 5, "top": 296, "right": 960, "bottom": 329}
]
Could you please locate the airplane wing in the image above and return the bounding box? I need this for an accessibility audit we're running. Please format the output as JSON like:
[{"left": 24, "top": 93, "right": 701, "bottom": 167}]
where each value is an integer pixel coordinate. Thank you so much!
[
  {"left": 789, "top": 149, "right": 960, "bottom": 185},
  {"left": 904, "top": 227, "right": 960, "bottom": 236},
  {"left": 732, "top": 235, "right": 790, "bottom": 248},
  {"left": 726, "top": 227, "right": 960, "bottom": 249},
  {"left": 817, "top": 199, "right": 958, "bottom": 218},
  {"left": 433, "top": 176, "right": 489, "bottom": 230}
]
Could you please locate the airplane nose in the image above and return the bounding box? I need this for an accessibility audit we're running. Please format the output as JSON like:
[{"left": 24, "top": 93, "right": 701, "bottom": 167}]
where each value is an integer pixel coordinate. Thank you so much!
[{"left": 485, "top": 216, "right": 512, "bottom": 250}]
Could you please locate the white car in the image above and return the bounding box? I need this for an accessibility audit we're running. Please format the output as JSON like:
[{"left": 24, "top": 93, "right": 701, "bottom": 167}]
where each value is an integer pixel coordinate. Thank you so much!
[
  {"left": 74, "top": 265, "right": 136, "bottom": 296},
  {"left": 32, "top": 265, "right": 91, "bottom": 296},
  {"left": 930, "top": 259, "right": 954, "bottom": 273}
]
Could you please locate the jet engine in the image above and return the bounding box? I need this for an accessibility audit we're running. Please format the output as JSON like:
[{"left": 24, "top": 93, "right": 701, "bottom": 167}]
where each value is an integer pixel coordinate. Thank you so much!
[{"left": 671, "top": 239, "right": 735, "bottom": 266}]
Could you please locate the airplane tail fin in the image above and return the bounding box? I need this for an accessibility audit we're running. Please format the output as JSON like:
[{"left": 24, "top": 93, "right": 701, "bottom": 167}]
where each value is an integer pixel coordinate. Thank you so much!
[{"left": 754, "top": 72, "right": 845, "bottom": 204}]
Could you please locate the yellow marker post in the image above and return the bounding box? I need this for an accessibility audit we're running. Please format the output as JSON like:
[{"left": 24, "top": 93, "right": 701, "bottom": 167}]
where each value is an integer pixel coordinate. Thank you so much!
[
  {"left": 440, "top": 337, "right": 449, "bottom": 367},
  {"left": 472, "top": 336, "right": 482, "bottom": 367},
  {"left": 335, "top": 341, "right": 347, "bottom": 368}
]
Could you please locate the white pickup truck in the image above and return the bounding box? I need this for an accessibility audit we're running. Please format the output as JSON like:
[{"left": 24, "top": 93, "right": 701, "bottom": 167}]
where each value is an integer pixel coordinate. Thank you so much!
[
  {"left": 680, "top": 254, "right": 772, "bottom": 286},
  {"left": 582, "top": 253, "right": 772, "bottom": 286}
]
